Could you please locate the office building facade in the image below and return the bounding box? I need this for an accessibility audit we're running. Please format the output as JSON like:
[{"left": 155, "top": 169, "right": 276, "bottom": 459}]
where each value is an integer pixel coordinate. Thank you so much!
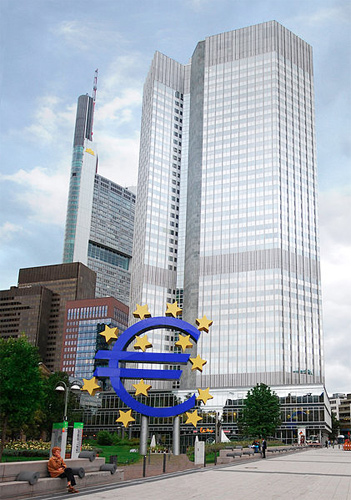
[
  {"left": 130, "top": 21, "right": 329, "bottom": 439},
  {"left": 87, "top": 175, "right": 135, "bottom": 304},
  {"left": 63, "top": 86, "right": 135, "bottom": 305},
  {"left": 61, "top": 296, "right": 129, "bottom": 379},
  {"left": 0, "top": 285, "right": 53, "bottom": 361},
  {"left": 15, "top": 263, "right": 96, "bottom": 371}
]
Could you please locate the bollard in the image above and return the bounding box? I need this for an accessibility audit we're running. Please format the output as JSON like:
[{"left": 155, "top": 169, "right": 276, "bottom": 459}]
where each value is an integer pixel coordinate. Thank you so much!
[
  {"left": 16, "top": 471, "right": 39, "bottom": 485},
  {"left": 143, "top": 455, "right": 147, "bottom": 477},
  {"left": 173, "top": 416, "right": 180, "bottom": 455},
  {"left": 78, "top": 450, "right": 96, "bottom": 462},
  {"left": 70, "top": 467, "right": 85, "bottom": 479},
  {"left": 100, "top": 464, "right": 117, "bottom": 474},
  {"left": 214, "top": 451, "right": 217, "bottom": 466},
  {"left": 163, "top": 452, "right": 166, "bottom": 473},
  {"left": 140, "top": 415, "right": 149, "bottom": 456}
]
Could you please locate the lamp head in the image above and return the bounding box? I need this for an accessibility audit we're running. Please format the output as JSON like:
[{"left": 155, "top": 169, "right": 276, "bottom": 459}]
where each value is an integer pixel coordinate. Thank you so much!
[{"left": 70, "top": 383, "right": 82, "bottom": 393}]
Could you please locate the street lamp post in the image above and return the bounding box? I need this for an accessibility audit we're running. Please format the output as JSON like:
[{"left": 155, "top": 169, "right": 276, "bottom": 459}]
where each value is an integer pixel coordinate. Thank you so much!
[{"left": 55, "top": 381, "right": 82, "bottom": 421}]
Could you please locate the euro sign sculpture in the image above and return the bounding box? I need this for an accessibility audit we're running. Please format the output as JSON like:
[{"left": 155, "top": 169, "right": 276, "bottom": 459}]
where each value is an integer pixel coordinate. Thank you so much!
[{"left": 94, "top": 316, "right": 202, "bottom": 417}]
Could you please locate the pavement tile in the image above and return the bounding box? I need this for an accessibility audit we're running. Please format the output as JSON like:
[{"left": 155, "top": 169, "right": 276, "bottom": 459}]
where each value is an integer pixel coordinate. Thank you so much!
[{"left": 39, "top": 448, "right": 351, "bottom": 500}]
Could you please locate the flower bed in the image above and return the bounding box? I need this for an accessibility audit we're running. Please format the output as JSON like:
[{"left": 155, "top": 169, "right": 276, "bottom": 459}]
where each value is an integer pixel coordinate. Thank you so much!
[{"left": 1, "top": 440, "right": 94, "bottom": 460}]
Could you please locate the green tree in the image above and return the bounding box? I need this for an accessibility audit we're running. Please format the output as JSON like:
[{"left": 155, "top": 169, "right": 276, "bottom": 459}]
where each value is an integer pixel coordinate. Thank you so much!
[
  {"left": 240, "top": 383, "right": 281, "bottom": 438},
  {"left": 38, "top": 372, "right": 82, "bottom": 436},
  {"left": 0, "top": 337, "right": 44, "bottom": 460},
  {"left": 330, "top": 411, "right": 340, "bottom": 440}
]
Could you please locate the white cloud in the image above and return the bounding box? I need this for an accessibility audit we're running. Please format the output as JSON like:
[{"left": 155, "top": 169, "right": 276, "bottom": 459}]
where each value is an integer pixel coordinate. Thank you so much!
[
  {"left": 24, "top": 96, "right": 76, "bottom": 144},
  {"left": 101, "top": 54, "right": 144, "bottom": 94},
  {"left": 53, "top": 20, "right": 126, "bottom": 52},
  {"left": 188, "top": 0, "right": 213, "bottom": 12},
  {"left": 325, "top": 363, "right": 351, "bottom": 396},
  {"left": 97, "top": 133, "right": 140, "bottom": 187},
  {"left": 291, "top": 3, "right": 350, "bottom": 27},
  {"left": 0, "top": 164, "right": 70, "bottom": 226},
  {"left": 319, "top": 190, "right": 351, "bottom": 394},
  {"left": 97, "top": 88, "right": 142, "bottom": 124},
  {"left": 0, "top": 222, "right": 23, "bottom": 242},
  {"left": 92, "top": 55, "right": 143, "bottom": 187}
]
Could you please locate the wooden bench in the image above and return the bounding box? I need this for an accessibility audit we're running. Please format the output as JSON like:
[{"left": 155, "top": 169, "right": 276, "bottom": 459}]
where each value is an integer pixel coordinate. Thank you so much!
[{"left": 0, "top": 457, "right": 124, "bottom": 499}]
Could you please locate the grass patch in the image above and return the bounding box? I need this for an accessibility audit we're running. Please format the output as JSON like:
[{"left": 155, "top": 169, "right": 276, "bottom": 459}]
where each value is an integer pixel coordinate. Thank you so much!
[{"left": 92, "top": 444, "right": 141, "bottom": 465}]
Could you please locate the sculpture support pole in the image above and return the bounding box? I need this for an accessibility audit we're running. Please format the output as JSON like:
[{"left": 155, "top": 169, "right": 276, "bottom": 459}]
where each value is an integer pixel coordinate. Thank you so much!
[
  {"left": 173, "top": 416, "right": 180, "bottom": 455},
  {"left": 140, "top": 415, "right": 149, "bottom": 455}
]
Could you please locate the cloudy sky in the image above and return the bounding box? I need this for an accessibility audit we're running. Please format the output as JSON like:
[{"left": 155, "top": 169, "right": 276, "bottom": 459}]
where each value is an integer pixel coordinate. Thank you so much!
[{"left": 0, "top": 0, "right": 350, "bottom": 395}]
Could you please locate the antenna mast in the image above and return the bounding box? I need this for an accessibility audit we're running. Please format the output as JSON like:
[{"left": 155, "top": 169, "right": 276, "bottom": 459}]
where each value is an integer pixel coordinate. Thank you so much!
[
  {"left": 91, "top": 69, "right": 98, "bottom": 141},
  {"left": 93, "top": 68, "right": 98, "bottom": 103}
]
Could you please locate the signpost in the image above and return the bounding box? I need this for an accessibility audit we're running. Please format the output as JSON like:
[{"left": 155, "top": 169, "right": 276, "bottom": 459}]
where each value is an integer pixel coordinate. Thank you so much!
[
  {"left": 71, "top": 422, "right": 84, "bottom": 459},
  {"left": 50, "top": 422, "right": 68, "bottom": 457}
]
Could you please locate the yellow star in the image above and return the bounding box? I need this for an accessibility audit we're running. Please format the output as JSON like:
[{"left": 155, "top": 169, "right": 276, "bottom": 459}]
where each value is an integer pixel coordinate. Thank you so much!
[
  {"left": 196, "top": 387, "right": 214, "bottom": 405},
  {"left": 133, "top": 304, "right": 151, "bottom": 320},
  {"left": 165, "top": 301, "right": 182, "bottom": 318},
  {"left": 116, "top": 409, "right": 135, "bottom": 428},
  {"left": 175, "top": 334, "right": 193, "bottom": 352},
  {"left": 185, "top": 409, "right": 202, "bottom": 427},
  {"left": 99, "top": 325, "right": 119, "bottom": 344},
  {"left": 133, "top": 379, "right": 152, "bottom": 397},
  {"left": 82, "top": 377, "right": 101, "bottom": 396},
  {"left": 196, "top": 315, "right": 213, "bottom": 333},
  {"left": 189, "top": 354, "right": 207, "bottom": 372},
  {"left": 134, "top": 334, "right": 153, "bottom": 352}
]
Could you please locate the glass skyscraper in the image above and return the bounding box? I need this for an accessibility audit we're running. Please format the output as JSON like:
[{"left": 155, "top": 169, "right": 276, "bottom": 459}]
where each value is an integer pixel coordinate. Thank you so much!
[
  {"left": 88, "top": 175, "right": 136, "bottom": 305},
  {"left": 63, "top": 94, "right": 97, "bottom": 265},
  {"left": 63, "top": 89, "right": 136, "bottom": 305},
  {"left": 130, "top": 21, "right": 325, "bottom": 398},
  {"left": 61, "top": 296, "right": 128, "bottom": 380}
]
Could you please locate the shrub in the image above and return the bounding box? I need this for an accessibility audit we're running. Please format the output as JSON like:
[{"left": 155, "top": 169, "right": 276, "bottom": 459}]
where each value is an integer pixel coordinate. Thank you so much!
[
  {"left": 128, "top": 437, "right": 140, "bottom": 446},
  {"left": 112, "top": 434, "right": 122, "bottom": 445},
  {"left": 3, "top": 448, "right": 49, "bottom": 458},
  {"left": 97, "top": 431, "right": 113, "bottom": 446}
]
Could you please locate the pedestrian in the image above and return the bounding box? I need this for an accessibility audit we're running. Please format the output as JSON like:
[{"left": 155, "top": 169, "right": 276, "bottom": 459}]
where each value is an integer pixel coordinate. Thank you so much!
[
  {"left": 261, "top": 438, "right": 267, "bottom": 458},
  {"left": 48, "top": 446, "right": 79, "bottom": 493}
]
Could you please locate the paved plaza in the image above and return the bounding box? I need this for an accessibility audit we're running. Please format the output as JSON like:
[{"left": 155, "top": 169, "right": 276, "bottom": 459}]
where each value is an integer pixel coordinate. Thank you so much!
[{"left": 39, "top": 447, "right": 351, "bottom": 500}]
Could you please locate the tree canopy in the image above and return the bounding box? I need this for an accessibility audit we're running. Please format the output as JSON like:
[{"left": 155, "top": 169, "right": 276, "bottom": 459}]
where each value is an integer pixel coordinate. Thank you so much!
[
  {"left": 240, "top": 383, "right": 281, "bottom": 438},
  {"left": 38, "top": 371, "right": 82, "bottom": 435},
  {"left": 0, "top": 336, "right": 44, "bottom": 459},
  {"left": 330, "top": 411, "right": 340, "bottom": 440}
]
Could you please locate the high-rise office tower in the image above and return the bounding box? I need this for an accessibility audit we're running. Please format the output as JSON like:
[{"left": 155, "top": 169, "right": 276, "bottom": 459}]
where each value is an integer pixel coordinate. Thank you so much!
[
  {"left": 130, "top": 21, "right": 324, "bottom": 394},
  {"left": 61, "top": 296, "right": 128, "bottom": 379},
  {"left": 63, "top": 73, "right": 135, "bottom": 304},
  {"left": 87, "top": 175, "right": 135, "bottom": 304},
  {"left": 1, "top": 263, "right": 97, "bottom": 372},
  {"left": 63, "top": 72, "right": 98, "bottom": 265}
]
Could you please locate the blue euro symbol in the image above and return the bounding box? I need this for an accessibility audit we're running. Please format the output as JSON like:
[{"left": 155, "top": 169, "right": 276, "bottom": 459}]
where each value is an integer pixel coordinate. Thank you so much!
[{"left": 94, "top": 316, "right": 201, "bottom": 417}]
